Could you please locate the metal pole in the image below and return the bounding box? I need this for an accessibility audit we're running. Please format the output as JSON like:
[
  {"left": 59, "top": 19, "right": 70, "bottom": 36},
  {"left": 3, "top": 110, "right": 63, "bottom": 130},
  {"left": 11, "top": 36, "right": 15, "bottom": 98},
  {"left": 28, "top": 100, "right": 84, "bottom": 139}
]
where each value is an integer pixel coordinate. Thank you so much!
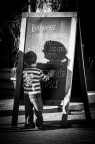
[{"left": 28, "top": 0, "right": 31, "bottom": 13}]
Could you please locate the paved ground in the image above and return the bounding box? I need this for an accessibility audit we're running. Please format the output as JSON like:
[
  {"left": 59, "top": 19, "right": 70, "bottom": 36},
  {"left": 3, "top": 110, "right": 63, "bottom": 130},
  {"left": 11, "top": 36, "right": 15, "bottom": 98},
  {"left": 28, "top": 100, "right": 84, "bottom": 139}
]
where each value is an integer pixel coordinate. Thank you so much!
[
  {"left": 0, "top": 96, "right": 95, "bottom": 144},
  {"left": 0, "top": 126, "right": 95, "bottom": 144}
]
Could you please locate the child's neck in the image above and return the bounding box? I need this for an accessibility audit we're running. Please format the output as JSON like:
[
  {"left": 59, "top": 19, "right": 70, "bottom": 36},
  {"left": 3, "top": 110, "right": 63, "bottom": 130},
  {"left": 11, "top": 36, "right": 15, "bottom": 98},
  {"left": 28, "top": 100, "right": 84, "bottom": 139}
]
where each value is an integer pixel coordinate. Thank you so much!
[{"left": 30, "top": 63, "right": 37, "bottom": 67}]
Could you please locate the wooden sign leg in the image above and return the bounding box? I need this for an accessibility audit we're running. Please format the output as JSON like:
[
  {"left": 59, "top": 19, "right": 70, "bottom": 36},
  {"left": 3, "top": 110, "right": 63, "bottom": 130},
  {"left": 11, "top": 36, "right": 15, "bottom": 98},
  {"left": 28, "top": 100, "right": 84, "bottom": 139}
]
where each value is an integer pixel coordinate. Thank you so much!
[
  {"left": 61, "top": 69, "right": 72, "bottom": 127},
  {"left": 77, "top": 18, "right": 91, "bottom": 121},
  {"left": 12, "top": 17, "right": 27, "bottom": 126},
  {"left": 61, "top": 93, "right": 71, "bottom": 127},
  {"left": 12, "top": 51, "right": 24, "bottom": 126}
]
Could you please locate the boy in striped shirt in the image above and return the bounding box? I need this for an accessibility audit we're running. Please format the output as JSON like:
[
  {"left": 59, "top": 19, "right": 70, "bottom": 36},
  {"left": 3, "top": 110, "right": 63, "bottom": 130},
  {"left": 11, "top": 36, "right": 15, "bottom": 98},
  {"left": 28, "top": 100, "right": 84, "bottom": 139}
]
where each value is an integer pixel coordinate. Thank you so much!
[{"left": 23, "top": 51, "right": 54, "bottom": 129}]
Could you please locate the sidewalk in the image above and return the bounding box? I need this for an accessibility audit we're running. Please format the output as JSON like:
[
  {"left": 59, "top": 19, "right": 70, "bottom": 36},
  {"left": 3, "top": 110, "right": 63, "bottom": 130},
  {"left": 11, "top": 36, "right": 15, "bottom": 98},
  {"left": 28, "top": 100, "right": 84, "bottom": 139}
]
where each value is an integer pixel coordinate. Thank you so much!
[
  {"left": 0, "top": 97, "right": 95, "bottom": 128},
  {"left": 0, "top": 97, "right": 95, "bottom": 144}
]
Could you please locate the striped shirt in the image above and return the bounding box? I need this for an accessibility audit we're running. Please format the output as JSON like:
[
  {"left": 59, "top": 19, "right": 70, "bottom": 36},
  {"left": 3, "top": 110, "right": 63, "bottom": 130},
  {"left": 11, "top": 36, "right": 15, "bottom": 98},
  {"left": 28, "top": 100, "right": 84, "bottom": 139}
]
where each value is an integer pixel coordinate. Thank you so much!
[{"left": 23, "top": 67, "right": 50, "bottom": 97}]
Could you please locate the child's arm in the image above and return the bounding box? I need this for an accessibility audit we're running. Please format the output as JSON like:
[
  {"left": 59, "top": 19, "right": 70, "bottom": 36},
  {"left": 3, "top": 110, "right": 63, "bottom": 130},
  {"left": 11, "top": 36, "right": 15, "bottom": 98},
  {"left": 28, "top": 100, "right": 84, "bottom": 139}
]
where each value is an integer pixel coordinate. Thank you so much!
[{"left": 40, "top": 70, "right": 54, "bottom": 81}]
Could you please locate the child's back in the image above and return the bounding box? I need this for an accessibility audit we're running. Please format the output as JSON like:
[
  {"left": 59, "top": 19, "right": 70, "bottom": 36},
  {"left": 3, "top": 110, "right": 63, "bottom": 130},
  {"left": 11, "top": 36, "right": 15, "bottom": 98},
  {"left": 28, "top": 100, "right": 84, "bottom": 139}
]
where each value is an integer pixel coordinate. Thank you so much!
[{"left": 23, "top": 66, "right": 50, "bottom": 98}]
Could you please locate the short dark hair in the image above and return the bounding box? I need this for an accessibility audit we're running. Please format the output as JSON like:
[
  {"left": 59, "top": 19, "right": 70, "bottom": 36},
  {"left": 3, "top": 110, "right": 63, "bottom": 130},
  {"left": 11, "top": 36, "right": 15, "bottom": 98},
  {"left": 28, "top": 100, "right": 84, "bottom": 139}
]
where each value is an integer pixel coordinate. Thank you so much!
[{"left": 24, "top": 51, "right": 37, "bottom": 66}]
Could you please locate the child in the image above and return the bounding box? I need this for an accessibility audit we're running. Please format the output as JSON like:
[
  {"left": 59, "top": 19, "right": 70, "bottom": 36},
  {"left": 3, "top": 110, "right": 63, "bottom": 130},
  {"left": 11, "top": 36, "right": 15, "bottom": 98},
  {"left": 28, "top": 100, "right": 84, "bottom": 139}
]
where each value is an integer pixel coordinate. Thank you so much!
[{"left": 23, "top": 51, "right": 54, "bottom": 129}]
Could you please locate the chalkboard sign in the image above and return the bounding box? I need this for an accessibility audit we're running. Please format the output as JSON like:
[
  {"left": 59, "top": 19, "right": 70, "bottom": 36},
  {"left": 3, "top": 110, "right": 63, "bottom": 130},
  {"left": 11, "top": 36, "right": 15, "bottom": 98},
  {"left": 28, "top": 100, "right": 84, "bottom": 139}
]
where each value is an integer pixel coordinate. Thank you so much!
[
  {"left": 12, "top": 12, "right": 91, "bottom": 127},
  {"left": 23, "top": 12, "right": 77, "bottom": 104}
]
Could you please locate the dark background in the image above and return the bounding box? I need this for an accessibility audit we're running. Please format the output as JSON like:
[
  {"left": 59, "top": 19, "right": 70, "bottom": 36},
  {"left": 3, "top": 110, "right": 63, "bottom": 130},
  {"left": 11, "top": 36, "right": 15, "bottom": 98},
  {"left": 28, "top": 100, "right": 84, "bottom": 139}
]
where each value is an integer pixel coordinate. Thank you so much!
[{"left": 0, "top": 0, "right": 94, "bottom": 48}]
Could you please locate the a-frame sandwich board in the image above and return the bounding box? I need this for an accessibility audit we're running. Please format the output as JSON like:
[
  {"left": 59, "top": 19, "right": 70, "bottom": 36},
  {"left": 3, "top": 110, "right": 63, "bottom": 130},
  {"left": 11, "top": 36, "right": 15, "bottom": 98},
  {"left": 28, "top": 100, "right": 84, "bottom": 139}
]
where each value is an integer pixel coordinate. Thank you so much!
[{"left": 12, "top": 12, "right": 91, "bottom": 127}]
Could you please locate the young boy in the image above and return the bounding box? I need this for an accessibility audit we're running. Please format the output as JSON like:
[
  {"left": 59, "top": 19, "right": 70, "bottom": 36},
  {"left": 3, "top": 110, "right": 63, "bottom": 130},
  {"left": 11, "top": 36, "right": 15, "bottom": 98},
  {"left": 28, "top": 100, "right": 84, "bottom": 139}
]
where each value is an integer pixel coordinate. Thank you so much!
[{"left": 23, "top": 51, "right": 54, "bottom": 129}]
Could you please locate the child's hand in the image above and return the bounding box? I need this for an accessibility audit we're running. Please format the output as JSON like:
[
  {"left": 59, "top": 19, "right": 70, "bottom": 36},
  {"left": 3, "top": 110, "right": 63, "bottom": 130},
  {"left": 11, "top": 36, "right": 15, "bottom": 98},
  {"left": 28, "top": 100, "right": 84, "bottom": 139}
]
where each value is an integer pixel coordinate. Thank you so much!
[{"left": 48, "top": 70, "right": 55, "bottom": 77}]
